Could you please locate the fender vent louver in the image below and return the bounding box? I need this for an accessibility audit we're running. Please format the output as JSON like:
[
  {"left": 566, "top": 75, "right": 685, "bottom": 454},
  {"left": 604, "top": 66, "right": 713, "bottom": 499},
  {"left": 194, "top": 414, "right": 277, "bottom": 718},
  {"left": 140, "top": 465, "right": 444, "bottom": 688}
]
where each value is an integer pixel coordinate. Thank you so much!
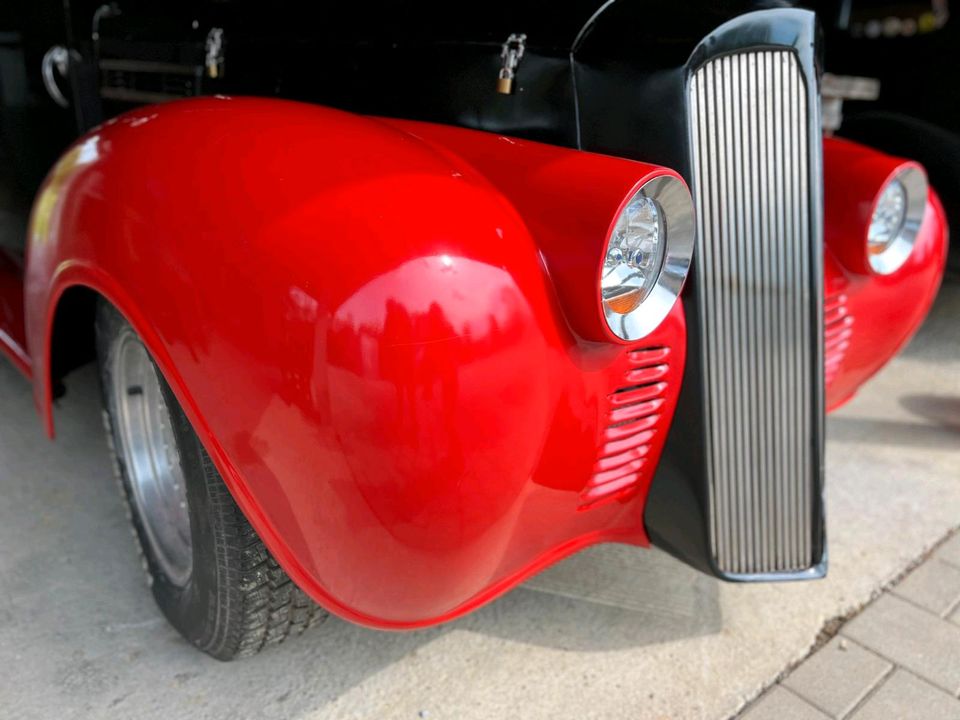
[
  {"left": 824, "top": 287, "right": 853, "bottom": 390},
  {"left": 580, "top": 347, "right": 671, "bottom": 510}
]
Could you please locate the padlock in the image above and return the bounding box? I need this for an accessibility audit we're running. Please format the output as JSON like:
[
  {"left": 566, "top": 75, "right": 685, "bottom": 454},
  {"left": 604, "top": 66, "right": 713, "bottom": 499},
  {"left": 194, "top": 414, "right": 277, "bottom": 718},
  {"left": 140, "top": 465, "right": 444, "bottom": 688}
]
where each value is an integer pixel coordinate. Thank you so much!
[
  {"left": 205, "top": 27, "right": 224, "bottom": 81},
  {"left": 497, "top": 33, "right": 525, "bottom": 96}
]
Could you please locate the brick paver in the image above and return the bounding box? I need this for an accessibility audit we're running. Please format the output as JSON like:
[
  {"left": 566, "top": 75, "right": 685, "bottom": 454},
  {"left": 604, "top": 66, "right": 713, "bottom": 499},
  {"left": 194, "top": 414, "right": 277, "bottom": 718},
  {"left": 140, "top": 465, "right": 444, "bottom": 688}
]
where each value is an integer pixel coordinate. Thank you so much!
[
  {"left": 892, "top": 558, "right": 960, "bottom": 616},
  {"left": 849, "top": 670, "right": 960, "bottom": 720},
  {"left": 741, "top": 687, "right": 831, "bottom": 720},
  {"left": 782, "top": 637, "right": 891, "bottom": 718},
  {"left": 740, "top": 533, "right": 960, "bottom": 719},
  {"left": 843, "top": 594, "right": 960, "bottom": 694},
  {"left": 939, "top": 534, "right": 960, "bottom": 568}
]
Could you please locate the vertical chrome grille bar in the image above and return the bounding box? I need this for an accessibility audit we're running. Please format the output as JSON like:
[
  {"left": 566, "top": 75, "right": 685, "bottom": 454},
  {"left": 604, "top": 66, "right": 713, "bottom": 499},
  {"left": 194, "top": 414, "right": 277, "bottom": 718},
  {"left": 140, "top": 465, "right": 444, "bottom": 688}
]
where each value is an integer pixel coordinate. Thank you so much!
[{"left": 688, "top": 49, "right": 823, "bottom": 575}]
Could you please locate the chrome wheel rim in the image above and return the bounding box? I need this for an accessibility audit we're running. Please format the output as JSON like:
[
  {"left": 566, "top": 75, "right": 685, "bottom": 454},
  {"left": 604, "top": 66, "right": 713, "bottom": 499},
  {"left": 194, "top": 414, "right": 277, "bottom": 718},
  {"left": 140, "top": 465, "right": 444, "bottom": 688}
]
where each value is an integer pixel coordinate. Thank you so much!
[{"left": 113, "top": 333, "right": 193, "bottom": 587}]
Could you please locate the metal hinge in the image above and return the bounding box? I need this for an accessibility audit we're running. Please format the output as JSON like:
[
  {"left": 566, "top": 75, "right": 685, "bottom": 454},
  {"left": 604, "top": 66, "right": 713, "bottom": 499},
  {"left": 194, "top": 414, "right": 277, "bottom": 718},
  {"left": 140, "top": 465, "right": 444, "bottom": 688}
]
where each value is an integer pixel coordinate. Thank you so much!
[
  {"left": 497, "top": 33, "right": 526, "bottom": 95},
  {"left": 41, "top": 45, "right": 72, "bottom": 108},
  {"left": 821, "top": 73, "right": 880, "bottom": 135}
]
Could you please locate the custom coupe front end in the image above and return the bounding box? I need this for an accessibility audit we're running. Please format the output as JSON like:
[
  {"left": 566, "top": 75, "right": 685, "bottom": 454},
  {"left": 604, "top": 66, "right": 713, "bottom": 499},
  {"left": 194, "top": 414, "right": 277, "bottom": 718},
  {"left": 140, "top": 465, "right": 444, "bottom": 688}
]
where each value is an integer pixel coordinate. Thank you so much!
[{"left": 0, "top": 1, "right": 947, "bottom": 656}]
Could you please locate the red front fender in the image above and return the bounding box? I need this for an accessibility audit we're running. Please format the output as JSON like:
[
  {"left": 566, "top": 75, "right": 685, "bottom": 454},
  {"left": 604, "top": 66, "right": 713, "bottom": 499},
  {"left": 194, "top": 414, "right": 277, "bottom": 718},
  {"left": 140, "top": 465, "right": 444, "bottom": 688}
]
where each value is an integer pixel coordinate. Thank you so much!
[
  {"left": 26, "top": 98, "right": 687, "bottom": 627},
  {"left": 822, "top": 137, "right": 948, "bottom": 410}
]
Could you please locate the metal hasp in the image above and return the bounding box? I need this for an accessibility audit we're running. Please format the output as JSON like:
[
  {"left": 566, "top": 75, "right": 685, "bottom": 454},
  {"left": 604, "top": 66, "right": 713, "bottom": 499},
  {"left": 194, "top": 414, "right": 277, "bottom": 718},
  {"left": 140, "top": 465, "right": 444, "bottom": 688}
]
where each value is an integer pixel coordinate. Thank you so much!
[
  {"left": 645, "top": 9, "right": 827, "bottom": 581},
  {"left": 205, "top": 27, "right": 225, "bottom": 80},
  {"left": 497, "top": 33, "right": 527, "bottom": 94}
]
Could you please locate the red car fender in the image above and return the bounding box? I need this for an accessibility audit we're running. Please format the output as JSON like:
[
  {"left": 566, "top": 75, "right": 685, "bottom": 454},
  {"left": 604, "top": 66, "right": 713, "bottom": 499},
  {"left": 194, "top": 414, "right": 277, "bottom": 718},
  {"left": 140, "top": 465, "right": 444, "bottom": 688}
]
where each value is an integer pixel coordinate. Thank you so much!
[
  {"left": 822, "top": 137, "right": 948, "bottom": 410},
  {"left": 25, "top": 97, "right": 687, "bottom": 627},
  {"left": 383, "top": 118, "right": 689, "bottom": 344}
]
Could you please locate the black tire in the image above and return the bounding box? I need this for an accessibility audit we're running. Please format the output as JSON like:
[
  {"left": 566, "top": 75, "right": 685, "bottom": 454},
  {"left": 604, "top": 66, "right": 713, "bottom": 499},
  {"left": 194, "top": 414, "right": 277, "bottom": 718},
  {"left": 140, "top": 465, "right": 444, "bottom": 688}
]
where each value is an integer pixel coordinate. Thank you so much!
[{"left": 95, "top": 300, "right": 326, "bottom": 659}]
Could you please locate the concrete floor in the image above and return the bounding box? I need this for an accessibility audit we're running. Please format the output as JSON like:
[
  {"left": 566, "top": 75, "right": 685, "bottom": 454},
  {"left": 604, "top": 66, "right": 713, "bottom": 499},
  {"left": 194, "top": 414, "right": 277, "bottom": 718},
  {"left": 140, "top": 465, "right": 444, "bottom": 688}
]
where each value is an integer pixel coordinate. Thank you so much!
[{"left": 1, "top": 282, "right": 958, "bottom": 720}]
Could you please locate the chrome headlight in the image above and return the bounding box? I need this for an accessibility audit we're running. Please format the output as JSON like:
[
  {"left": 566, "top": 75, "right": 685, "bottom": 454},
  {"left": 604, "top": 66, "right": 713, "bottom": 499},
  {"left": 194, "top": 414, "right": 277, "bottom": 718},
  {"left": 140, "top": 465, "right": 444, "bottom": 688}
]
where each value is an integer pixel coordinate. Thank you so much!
[
  {"left": 601, "top": 175, "right": 694, "bottom": 341},
  {"left": 867, "top": 165, "right": 927, "bottom": 274}
]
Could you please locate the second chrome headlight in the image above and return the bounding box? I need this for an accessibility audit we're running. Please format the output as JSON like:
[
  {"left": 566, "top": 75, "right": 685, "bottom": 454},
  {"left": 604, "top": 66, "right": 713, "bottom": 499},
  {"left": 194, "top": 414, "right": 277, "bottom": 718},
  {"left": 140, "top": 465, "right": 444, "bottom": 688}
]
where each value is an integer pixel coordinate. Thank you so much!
[
  {"left": 867, "top": 165, "right": 927, "bottom": 275},
  {"left": 601, "top": 175, "right": 694, "bottom": 341}
]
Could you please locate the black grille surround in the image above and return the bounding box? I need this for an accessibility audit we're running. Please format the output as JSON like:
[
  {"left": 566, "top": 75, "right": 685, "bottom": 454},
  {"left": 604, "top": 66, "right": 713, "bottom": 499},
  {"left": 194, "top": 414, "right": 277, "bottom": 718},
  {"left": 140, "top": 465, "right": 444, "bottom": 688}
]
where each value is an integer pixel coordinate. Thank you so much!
[{"left": 642, "top": 9, "right": 827, "bottom": 582}]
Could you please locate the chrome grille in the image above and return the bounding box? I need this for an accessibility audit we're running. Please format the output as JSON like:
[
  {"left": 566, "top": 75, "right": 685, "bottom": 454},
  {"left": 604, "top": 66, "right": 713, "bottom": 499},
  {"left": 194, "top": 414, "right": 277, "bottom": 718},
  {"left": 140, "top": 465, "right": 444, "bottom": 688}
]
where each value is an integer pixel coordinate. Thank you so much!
[{"left": 688, "top": 50, "right": 823, "bottom": 575}]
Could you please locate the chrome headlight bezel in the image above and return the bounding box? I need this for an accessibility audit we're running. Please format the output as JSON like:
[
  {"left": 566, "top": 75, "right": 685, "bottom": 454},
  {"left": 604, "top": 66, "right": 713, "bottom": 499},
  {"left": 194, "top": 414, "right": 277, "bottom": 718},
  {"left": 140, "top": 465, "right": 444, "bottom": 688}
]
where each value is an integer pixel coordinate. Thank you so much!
[
  {"left": 600, "top": 174, "right": 695, "bottom": 341},
  {"left": 867, "top": 165, "right": 927, "bottom": 275}
]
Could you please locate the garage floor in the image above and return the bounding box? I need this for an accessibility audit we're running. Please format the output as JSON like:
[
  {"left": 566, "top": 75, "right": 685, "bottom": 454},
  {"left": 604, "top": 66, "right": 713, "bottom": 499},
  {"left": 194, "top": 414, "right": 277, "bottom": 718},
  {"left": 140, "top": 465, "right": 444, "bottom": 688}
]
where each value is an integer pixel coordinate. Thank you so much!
[{"left": 1, "top": 282, "right": 958, "bottom": 720}]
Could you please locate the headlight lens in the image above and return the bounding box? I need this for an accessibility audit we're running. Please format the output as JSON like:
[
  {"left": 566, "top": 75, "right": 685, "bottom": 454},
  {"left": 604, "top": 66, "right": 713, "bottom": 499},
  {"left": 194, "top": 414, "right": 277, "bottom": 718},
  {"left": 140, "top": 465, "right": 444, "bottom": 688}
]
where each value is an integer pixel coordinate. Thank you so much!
[
  {"left": 601, "top": 194, "right": 666, "bottom": 315},
  {"left": 866, "top": 166, "right": 927, "bottom": 275},
  {"left": 601, "top": 175, "right": 694, "bottom": 341},
  {"left": 868, "top": 179, "right": 907, "bottom": 253}
]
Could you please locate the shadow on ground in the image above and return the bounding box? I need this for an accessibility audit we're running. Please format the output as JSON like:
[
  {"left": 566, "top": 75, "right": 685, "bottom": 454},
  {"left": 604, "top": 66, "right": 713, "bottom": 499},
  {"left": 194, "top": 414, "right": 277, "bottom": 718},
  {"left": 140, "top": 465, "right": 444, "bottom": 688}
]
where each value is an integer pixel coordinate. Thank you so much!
[{"left": 826, "top": 410, "right": 960, "bottom": 449}]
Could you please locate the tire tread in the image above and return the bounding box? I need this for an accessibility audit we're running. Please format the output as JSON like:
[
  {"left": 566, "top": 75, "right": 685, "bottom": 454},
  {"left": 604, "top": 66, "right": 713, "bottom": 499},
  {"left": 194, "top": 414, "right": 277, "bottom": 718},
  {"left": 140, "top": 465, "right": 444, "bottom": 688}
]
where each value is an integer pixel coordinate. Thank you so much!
[
  {"left": 190, "top": 419, "right": 325, "bottom": 659},
  {"left": 95, "top": 299, "right": 325, "bottom": 661}
]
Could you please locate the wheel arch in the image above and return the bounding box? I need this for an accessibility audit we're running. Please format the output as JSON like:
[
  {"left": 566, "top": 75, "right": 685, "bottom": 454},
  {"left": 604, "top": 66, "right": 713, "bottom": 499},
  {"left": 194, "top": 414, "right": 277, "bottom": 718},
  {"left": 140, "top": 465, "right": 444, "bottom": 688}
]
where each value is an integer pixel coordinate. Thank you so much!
[
  {"left": 38, "top": 272, "right": 191, "bottom": 439},
  {"left": 38, "top": 267, "right": 330, "bottom": 621},
  {"left": 46, "top": 284, "right": 97, "bottom": 411},
  {"left": 21, "top": 97, "right": 559, "bottom": 627}
]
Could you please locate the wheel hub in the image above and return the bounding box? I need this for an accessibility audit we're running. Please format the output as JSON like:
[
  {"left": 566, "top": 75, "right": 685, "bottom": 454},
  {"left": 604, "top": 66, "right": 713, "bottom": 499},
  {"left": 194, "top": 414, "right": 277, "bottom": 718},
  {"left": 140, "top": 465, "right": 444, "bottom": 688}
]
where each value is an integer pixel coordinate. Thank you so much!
[{"left": 113, "top": 334, "right": 193, "bottom": 587}]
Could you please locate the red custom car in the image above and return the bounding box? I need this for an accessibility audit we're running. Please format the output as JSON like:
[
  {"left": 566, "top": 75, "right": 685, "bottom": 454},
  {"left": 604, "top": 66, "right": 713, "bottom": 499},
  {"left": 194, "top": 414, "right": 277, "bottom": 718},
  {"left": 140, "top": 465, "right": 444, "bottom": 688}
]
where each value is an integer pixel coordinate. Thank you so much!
[{"left": 0, "top": 1, "right": 946, "bottom": 658}]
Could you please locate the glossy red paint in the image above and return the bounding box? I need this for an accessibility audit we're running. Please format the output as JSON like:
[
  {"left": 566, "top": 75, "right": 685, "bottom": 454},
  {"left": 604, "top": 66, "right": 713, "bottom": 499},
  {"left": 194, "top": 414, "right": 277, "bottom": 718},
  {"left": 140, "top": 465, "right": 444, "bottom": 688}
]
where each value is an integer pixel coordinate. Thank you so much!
[
  {"left": 384, "top": 119, "right": 685, "bottom": 344},
  {"left": 822, "top": 137, "right": 948, "bottom": 410},
  {"left": 24, "top": 98, "right": 687, "bottom": 627}
]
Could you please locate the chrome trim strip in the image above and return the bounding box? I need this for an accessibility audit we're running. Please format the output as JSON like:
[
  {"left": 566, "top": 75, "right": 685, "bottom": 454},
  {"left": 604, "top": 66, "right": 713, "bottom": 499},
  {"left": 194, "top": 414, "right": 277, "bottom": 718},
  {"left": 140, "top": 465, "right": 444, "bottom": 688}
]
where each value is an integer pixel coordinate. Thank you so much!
[
  {"left": 99, "top": 87, "right": 190, "bottom": 104},
  {"left": 99, "top": 58, "right": 199, "bottom": 75}
]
